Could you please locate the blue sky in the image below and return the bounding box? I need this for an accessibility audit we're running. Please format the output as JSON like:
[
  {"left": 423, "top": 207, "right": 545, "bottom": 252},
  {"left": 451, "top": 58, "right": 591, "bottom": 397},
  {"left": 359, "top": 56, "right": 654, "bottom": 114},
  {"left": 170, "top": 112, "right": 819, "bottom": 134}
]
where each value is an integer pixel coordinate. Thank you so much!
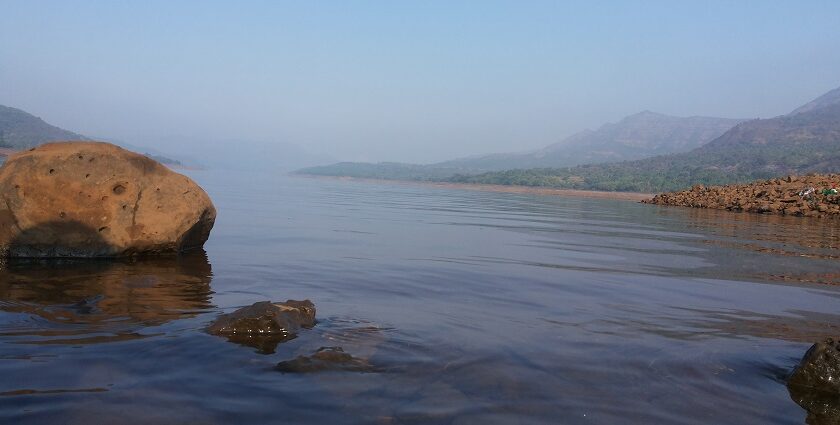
[{"left": 2, "top": 1, "right": 839, "bottom": 163}]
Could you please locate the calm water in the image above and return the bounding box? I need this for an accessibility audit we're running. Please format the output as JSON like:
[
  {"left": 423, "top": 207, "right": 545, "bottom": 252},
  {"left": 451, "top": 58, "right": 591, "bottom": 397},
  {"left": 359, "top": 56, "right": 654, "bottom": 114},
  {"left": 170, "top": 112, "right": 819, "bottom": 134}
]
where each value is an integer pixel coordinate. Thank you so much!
[{"left": 1, "top": 170, "right": 839, "bottom": 424}]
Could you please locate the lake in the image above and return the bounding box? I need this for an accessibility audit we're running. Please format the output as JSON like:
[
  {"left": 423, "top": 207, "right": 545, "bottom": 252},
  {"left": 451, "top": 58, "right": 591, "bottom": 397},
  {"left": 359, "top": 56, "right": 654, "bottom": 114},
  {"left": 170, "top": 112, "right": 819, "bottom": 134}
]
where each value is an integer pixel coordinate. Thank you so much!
[{"left": 1, "top": 170, "right": 839, "bottom": 424}]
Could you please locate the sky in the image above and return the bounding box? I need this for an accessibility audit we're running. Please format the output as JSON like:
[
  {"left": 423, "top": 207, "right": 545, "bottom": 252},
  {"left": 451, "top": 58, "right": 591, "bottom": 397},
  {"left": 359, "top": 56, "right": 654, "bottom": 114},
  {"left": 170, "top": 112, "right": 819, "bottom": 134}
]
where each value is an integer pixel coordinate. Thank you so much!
[{"left": 1, "top": 0, "right": 840, "bottom": 165}]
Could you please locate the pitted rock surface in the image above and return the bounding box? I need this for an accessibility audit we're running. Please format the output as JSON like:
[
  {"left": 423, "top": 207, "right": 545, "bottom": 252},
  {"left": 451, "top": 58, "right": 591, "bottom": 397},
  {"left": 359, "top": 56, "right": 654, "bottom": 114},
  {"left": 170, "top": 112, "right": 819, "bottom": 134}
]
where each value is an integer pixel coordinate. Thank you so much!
[{"left": 0, "top": 141, "right": 215, "bottom": 257}]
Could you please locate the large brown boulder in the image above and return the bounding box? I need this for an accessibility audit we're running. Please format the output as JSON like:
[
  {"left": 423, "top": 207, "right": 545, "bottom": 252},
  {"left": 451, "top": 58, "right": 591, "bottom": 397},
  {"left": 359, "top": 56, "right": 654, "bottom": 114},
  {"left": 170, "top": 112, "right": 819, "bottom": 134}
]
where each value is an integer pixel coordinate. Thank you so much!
[{"left": 0, "top": 141, "right": 216, "bottom": 257}]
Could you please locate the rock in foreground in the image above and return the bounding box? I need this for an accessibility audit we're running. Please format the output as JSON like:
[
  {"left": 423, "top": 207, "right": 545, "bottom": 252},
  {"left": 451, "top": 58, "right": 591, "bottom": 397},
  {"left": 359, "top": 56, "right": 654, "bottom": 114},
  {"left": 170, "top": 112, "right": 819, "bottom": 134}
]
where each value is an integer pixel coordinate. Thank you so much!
[
  {"left": 643, "top": 174, "right": 840, "bottom": 218},
  {"left": 788, "top": 338, "right": 840, "bottom": 423},
  {"left": 0, "top": 142, "right": 216, "bottom": 257},
  {"left": 275, "top": 347, "right": 374, "bottom": 373},
  {"left": 207, "top": 300, "right": 316, "bottom": 354},
  {"left": 789, "top": 338, "right": 840, "bottom": 394}
]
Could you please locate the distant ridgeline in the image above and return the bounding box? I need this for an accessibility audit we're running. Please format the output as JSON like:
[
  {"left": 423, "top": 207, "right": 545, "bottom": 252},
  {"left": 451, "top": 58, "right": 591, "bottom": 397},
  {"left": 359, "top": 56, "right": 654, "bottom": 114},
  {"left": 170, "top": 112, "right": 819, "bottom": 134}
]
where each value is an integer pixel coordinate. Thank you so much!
[
  {"left": 0, "top": 104, "right": 183, "bottom": 167},
  {"left": 144, "top": 153, "right": 183, "bottom": 167},
  {"left": 0, "top": 105, "right": 87, "bottom": 149},
  {"left": 299, "top": 86, "right": 840, "bottom": 193}
]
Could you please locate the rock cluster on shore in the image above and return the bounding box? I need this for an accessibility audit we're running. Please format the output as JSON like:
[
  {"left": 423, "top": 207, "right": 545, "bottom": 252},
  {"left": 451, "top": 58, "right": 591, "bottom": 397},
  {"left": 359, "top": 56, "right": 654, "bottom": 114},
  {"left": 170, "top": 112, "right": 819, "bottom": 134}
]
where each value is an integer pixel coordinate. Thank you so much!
[{"left": 642, "top": 174, "right": 840, "bottom": 218}]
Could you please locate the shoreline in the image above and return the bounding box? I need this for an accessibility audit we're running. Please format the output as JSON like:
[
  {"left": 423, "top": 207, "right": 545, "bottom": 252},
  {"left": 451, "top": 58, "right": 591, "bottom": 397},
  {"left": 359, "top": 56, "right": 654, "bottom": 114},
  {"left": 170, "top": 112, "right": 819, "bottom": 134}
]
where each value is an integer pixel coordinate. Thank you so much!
[
  {"left": 644, "top": 174, "right": 840, "bottom": 219},
  {"left": 294, "top": 174, "right": 653, "bottom": 201}
]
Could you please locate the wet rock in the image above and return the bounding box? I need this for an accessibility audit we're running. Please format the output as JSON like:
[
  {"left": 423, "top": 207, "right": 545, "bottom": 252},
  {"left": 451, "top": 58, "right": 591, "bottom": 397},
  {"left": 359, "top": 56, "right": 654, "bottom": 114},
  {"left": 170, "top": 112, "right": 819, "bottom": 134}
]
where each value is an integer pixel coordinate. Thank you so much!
[
  {"left": 642, "top": 173, "right": 840, "bottom": 218},
  {"left": 208, "top": 300, "right": 315, "bottom": 354},
  {"left": 788, "top": 338, "right": 840, "bottom": 423},
  {"left": 789, "top": 338, "right": 840, "bottom": 394},
  {"left": 787, "top": 386, "right": 840, "bottom": 425},
  {"left": 0, "top": 142, "right": 216, "bottom": 257},
  {"left": 275, "top": 346, "right": 374, "bottom": 373}
]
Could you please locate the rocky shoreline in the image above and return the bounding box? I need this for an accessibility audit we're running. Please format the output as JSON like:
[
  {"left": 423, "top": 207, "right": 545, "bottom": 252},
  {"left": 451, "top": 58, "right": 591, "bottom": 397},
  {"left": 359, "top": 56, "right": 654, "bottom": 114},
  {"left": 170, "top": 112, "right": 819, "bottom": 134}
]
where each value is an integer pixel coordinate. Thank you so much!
[{"left": 643, "top": 174, "right": 840, "bottom": 218}]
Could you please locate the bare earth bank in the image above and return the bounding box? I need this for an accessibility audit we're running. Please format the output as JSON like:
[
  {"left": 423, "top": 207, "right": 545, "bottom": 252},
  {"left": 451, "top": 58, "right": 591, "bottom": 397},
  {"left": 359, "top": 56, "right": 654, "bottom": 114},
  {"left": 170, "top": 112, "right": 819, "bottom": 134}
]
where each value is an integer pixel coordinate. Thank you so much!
[{"left": 295, "top": 175, "right": 652, "bottom": 201}]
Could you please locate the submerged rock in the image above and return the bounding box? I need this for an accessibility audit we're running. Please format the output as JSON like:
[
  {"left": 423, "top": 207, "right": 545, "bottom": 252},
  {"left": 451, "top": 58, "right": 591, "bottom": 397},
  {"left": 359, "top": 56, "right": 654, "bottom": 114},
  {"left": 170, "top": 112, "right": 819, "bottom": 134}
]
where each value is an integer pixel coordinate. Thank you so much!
[
  {"left": 207, "top": 300, "right": 315, "bottom": 354},
  {"left": 788, "top": 338, "right": 840, "bottom": 423},
  {"left": 789, "top": 338, "right": 840, "bottom": 394},
  {"left": 0, "top": 142, "right": 216, "bottom": 257},
  {"left": 787, "top": 386, "right": 840, "bottom": 425},
  {"left": 275, "top": 347, "right": 374, "bottom": 373}
]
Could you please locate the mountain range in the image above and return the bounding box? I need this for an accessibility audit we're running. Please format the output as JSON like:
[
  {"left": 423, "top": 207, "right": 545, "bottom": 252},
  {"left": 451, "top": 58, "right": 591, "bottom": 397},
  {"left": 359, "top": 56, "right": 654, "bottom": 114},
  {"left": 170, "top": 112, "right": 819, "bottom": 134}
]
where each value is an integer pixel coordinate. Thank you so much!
[
  {"left": 437, "top": 111, "right": 745, "bottom": 171},
  {"left": 299, "top": 111, "right": 746, "bottom": 179},
  {"left": 300, "top": 85, "right": 840, "bottom": 192},
  {"left": 448, "top": 87, "right": 840, "bottom": 192}
]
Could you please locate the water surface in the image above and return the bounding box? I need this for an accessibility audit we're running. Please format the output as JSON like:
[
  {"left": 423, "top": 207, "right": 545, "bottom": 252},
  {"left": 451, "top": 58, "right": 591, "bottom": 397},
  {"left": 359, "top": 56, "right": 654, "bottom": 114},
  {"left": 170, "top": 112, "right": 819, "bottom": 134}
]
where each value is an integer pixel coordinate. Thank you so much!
[{"left": 1, "top": 171, "right": 839, "bottom": 424}]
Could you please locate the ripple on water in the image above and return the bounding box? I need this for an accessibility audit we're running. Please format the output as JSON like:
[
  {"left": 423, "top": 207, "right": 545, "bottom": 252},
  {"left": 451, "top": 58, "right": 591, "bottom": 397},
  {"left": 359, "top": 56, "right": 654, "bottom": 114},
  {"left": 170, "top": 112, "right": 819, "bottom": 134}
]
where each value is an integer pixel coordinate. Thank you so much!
[{"left": 0, "top": 173, "right": 838, "bottom": 424}]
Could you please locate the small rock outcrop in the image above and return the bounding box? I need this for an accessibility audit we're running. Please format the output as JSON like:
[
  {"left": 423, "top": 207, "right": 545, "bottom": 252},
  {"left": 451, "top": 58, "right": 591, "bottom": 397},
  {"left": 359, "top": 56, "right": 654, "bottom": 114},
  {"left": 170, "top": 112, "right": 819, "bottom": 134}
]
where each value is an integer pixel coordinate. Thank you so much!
[
  {"left": 643, "top": 174, "right": 840, "bottom": 218},
  {"left": 207, "top": 300, "right": 316, "bottom": 354},
  {"left": 788, "top": 338, "right": 840, "bottom": 423},
  {"left": 0, "top": 141, "right": 216, "bottom": 257},
  {"left": 275, "top": 347, "right": 374, "bottom": 373},
  {"left": 789, "top": 338, "right": 840, "bottom": 393}
]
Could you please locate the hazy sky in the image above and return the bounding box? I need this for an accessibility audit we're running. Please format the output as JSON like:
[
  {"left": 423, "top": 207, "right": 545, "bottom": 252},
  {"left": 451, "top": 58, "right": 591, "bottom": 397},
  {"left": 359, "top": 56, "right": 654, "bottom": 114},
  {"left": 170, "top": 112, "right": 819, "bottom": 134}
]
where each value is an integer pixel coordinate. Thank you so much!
[{"left": 2, "top": 1, "right": 839, "bottom": 164}]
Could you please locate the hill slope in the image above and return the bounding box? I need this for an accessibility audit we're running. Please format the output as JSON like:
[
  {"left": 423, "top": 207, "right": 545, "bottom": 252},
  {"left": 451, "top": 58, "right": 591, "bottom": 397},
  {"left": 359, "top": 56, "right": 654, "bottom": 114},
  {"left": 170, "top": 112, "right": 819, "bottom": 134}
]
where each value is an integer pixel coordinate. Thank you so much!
[
  {"left": 0, "top": 105, "right": 87, "bottom": 148},
  {"left": 437, "top": 111, "right": 744, "bottom": 170},
  {"left": 0, "top": 105, "right": 196, "bottom": 167},
  {"left": 450, "top": 98, "right": 840, "bottom": 192},
  {"left": 299, "top": 111, "right": 744, "bottom": 178},
  {"left": 789, "top": 86, "right": 840, "bottom": 115}
]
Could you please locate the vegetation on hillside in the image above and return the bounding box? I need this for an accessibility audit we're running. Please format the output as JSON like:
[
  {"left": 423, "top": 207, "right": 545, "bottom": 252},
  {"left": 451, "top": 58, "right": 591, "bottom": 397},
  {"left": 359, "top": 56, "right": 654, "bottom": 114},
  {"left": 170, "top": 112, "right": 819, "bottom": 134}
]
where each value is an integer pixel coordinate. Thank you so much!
[
  {"left": 448, "top": 104, "right": 840, "bottom": 192},
  {"left": 0, "top": 105, "right": 87, "bottom": 149},
  {"left": 301, "top": 96, "right": 840, "bottom": 193},
  {"left": 300, "top": 111, "right": 745, "bottom": 179},
  {"left": 299, "top": 162, "right": 462, "bottom": 181}
]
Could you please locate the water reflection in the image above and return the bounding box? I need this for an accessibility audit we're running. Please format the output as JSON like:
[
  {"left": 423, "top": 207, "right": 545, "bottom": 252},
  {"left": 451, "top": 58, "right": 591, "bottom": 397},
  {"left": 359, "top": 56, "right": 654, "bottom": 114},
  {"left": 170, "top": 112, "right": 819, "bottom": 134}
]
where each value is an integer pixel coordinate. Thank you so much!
[
  {"left": 0, "top": 252, "right": 213, "bottom": 344},
  {"left": 661, "top": 207, "right": 840, "bottom": 257},
  {"left": 648, "top": 206, "right": 840, "bottom": 285},
  {"left": 687, "top": 309, "right": 840, "bottom": 344}
]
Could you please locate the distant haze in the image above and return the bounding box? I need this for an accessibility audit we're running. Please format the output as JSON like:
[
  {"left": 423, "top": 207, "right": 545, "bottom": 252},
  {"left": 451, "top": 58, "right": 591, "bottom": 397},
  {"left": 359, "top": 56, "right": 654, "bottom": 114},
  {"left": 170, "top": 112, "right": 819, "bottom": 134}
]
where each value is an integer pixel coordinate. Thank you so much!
[{"left": 1, "top": 1, "right": 839, "bottom": 165}]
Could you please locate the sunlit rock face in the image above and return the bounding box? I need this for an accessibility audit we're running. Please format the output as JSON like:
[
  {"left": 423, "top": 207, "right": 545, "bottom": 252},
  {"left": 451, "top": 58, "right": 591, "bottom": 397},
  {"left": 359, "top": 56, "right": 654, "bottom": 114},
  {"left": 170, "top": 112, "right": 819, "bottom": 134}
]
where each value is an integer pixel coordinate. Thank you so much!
[{"left": 0, "top": 141, "right": 215, "bottom": 257}]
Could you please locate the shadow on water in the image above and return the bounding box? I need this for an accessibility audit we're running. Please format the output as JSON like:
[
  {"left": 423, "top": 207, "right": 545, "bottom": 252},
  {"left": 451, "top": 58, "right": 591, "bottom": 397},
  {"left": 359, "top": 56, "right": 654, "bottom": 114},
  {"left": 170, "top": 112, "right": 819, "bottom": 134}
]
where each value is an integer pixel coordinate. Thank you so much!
[{"left": 0, "top": 250, "right": 214, "bottom": 344}]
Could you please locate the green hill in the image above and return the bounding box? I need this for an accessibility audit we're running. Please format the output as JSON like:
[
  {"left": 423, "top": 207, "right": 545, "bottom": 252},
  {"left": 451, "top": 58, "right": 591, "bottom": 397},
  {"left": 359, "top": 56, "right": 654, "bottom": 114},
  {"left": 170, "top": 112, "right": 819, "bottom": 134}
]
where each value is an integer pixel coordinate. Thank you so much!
[
  {"left": 298, "top": 161, "right": 463, "bottom": 181},
  {"left": 298, "top": 111, "right": 744, "bottom": 178},
  {"left": 0, "top": 105, "right": 87, "bottom": 148},
  {"left": 0, "top": 105, "right": 189, "bottom": 166},
  {"left": 450, "top": 99, "right": 840, "bottom": 192},
  {"left": 436, "top": 111, "right": 744, "bottom": 171},
  {"left": 300, "top": 84, "right": 840, "bottom": 193}
]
